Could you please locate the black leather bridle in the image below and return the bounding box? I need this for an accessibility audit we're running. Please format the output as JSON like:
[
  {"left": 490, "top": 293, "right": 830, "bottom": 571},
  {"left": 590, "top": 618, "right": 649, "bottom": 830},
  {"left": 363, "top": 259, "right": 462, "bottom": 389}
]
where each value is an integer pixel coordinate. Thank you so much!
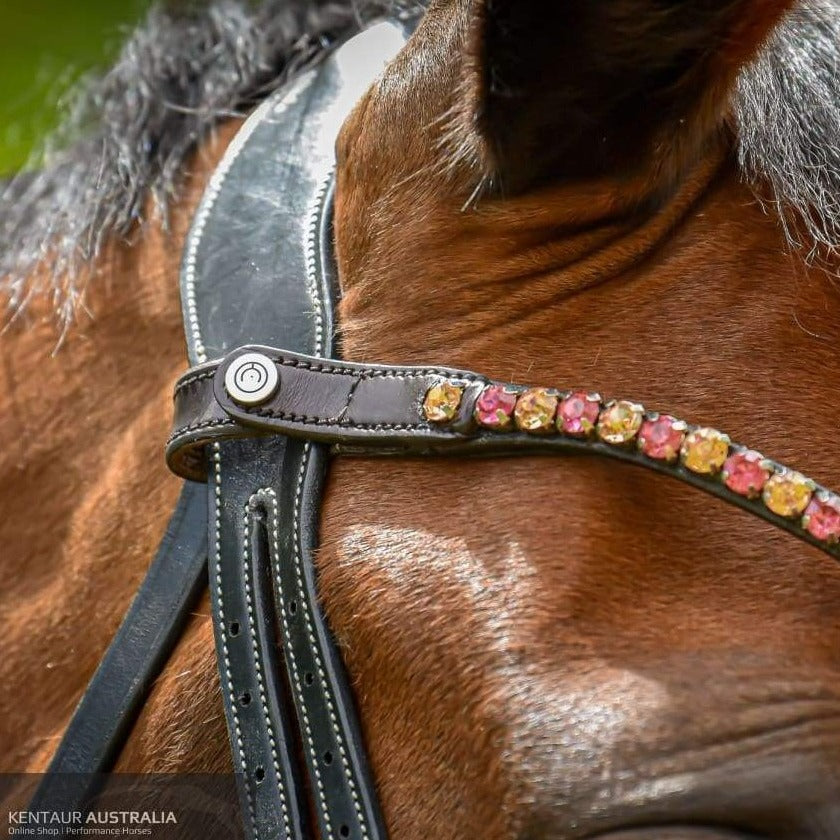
[
  {"left": 32, "top": 16, "right": 840, "bottom": 840},
  {"left": 33, "top": 21, "right": 408, "bottom": 840}
]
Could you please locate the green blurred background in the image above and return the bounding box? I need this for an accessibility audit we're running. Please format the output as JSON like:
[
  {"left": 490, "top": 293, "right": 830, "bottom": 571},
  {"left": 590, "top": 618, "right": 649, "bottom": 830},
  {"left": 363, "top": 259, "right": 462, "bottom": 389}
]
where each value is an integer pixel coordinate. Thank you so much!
[{"left": 0, "top": 1, "right": 150, "bottom": 175}]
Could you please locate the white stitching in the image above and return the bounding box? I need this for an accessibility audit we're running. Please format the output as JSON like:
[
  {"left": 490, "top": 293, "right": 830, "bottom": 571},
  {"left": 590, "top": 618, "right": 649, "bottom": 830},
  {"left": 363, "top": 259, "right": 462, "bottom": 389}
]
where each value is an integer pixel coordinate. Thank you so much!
[
  {"left": 291, "top": 449, "right": 369, "bottom": 839},
  {"left": 174, "top": 370, "right": 216, "bottom": 394},
  {"left": 242, "top": 495, "right": 291, "bottom": 839},
  {"left": 271, "top": 355, "right": 480, "bottom": 381},
  {"left": 304, "top": 173, "right": 330, "bottom": 356},
  {"left": 258, "top": 488, "right": 335, "bottom": 839},
  {"left": 297, "top": 173, "right": 370, "bottom": 839},
  {"left": 211, "top": 445, "right": 258, "bottom": 837},
  {"left": 166, "top": 419, "right": 238, "bottom": 446}
]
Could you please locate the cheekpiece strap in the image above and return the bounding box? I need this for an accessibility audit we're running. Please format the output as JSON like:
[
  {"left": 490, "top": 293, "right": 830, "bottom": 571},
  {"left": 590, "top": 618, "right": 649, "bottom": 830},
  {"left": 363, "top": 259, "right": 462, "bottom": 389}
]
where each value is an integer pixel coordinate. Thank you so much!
[{"left": 172, "top": 20, "right": 410, "bottom": 840}]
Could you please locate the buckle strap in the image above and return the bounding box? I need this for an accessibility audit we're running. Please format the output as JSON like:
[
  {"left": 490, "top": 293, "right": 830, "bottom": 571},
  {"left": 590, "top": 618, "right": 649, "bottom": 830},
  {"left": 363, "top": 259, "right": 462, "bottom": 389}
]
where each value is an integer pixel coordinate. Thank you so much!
[
  {"left": 208, "top": 438, "right": 386, "bottom": 840},
  {"left": 166, "top": 346, "right": 486, "bottom": 482}
]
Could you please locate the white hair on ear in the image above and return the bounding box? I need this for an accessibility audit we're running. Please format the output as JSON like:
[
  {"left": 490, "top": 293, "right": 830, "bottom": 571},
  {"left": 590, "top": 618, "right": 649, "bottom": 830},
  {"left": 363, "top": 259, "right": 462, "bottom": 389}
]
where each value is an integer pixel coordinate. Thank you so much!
[{"left": 734, "top": 0, "right": 840, "bottom": 264}]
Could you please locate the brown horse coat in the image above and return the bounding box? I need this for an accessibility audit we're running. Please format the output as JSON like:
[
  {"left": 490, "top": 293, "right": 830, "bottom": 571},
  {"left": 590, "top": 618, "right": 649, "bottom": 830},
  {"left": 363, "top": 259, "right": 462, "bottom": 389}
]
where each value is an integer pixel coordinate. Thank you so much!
[{"left": 2, "top": 1, "right": 840, "bottom": 837}]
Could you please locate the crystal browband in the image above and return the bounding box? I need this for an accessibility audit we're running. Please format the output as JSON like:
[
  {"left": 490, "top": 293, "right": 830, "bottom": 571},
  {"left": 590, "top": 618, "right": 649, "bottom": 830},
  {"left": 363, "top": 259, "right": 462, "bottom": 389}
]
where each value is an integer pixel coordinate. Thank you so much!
[
  {"left": 424, "top": 380, "right": 836, "bottom": 539},
  {"left": 167, "top": 345, "right": 840, "bottom": 559}
]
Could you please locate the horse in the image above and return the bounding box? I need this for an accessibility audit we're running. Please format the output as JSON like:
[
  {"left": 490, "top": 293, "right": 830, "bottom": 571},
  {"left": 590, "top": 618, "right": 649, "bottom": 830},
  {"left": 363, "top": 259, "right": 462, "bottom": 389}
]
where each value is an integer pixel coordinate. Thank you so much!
[{"left": 2, "top": 0, "right": 840, "bottom": 837}]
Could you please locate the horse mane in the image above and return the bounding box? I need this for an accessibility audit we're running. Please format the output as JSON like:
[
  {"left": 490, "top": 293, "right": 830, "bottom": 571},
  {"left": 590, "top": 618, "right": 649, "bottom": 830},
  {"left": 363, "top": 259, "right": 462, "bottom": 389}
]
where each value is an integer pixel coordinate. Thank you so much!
[
  {"left": 0, "top": 0, "right": 837, "bottom": 326},
  {"left": 0, "top": 0, "right": 423, "bottom": 325}
]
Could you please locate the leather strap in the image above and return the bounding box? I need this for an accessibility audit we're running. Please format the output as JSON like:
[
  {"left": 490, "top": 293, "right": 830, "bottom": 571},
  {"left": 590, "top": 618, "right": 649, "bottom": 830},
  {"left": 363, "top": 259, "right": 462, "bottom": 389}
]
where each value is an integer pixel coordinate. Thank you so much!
[
  {"left": 32, "top": 20, "right": 407, "bottom": 840},
  {"left": 30, "top": 482, "right": 208, "bottom": 816},
  {"left": 179, "top": 21, "right": 408, "bottom": 840},
  {"left": 211, "top": 436, "right": 388, "bottom": 840},
  {"left": 166, "top": 346, "right": 481, "bottom": 480},
  {"left": 168, "top": 344, "right": 840, "bottom": 562}
]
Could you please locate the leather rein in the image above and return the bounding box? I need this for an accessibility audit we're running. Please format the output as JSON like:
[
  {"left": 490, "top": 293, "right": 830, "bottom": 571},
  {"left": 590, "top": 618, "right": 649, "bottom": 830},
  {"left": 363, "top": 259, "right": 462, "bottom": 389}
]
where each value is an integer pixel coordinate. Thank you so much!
[{"left": 33, "top": 17, "right": 840, "bottom": 840}]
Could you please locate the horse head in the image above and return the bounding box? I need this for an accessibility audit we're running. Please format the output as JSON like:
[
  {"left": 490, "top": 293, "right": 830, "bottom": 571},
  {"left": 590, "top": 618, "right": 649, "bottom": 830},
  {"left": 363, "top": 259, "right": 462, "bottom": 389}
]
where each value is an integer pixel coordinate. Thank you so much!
[
  {"left": 319, "top": 2, "right": 840, "bottom": 836},
  {"left": 4, "top": 2, "right": 840, "bottom": 837}
]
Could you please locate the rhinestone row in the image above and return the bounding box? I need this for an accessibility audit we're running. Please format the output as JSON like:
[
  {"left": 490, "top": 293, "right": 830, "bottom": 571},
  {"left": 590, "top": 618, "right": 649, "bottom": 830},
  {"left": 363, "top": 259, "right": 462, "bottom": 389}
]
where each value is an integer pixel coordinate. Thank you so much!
[{"left": 422, "top": 382, "right": 840, "bottom": 545}]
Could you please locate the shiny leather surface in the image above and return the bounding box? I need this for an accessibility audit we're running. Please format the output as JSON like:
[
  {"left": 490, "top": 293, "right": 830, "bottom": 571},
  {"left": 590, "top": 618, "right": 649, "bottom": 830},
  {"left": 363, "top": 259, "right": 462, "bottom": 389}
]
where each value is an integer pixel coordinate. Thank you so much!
[
  {"left": 167, "top": 346, "right": 483, "bottom": 480},
  {"left": 180, "top": 23, "right": 409, "bottom": 370},
  {"left": 178, "top": 21, "right": 409, "bottom": 840}
]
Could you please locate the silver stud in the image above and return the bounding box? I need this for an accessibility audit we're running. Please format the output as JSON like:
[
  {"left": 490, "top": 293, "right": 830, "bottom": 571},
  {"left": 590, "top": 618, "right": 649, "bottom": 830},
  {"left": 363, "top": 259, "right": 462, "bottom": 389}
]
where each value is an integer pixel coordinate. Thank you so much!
[{"left": 224, "top": 352, "right": 280, "bottom": 407}]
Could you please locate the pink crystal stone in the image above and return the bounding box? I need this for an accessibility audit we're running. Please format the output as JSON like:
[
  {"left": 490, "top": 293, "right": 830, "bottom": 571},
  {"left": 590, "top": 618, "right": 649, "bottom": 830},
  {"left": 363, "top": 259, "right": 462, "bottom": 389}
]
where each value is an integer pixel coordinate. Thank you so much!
[
  {"left": 722, "top": 450, "right": 770, "bottom": 498},
  {"left": 475, "top": 385, "right": 518, "bottom": 429},
  {"left": 637, "top": 414, "right": 686, "bottom": 462},
  {"left": 558, "top": 392, "right": 600, "bottom": 437},
  {"left": 803, "top": 493, "right": 840, "bottom": 543}
]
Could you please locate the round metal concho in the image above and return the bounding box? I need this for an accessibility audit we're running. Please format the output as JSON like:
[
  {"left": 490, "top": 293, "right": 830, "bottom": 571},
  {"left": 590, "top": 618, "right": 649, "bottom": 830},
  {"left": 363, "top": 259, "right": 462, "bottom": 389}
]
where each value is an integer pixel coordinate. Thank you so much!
[{"left": 224, "top": 352, "right": 280, "bottom": 406}]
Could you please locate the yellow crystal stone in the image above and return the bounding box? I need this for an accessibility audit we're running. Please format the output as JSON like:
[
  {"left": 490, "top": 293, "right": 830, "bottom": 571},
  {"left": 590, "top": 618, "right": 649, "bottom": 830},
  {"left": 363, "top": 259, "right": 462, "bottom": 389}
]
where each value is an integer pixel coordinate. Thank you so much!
[
  {"left": 596, "top": 400, "right": 644, "bottom": 445},
  {"left": 762, "top": 470, "right": 815, "bottom": 518},
  {"left": 423, "top": 382, "right": 464, "bottom": 423},
  {"left": 514, "top": 388, "right": 559, "bottom": 433},
  {"left": 680, "top": 427, "right": 731, "bottom": 475}
]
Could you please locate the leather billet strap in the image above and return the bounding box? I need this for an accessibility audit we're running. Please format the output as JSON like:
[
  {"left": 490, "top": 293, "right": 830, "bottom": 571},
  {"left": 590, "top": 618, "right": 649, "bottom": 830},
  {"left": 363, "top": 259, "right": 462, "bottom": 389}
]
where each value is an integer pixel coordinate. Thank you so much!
[
  {"left": 168, "top": 344, "right": 840, "bottom": 563},
  {"left": 210, "top": 436, "right": 387, "bottom": 840}
]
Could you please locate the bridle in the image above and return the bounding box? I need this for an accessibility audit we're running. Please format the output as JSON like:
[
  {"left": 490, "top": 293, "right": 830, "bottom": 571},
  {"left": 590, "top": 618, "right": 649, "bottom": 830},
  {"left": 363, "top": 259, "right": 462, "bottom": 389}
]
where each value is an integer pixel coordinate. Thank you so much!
[{"left": 32, "top": 17, "right": 840, "bottom": 840}]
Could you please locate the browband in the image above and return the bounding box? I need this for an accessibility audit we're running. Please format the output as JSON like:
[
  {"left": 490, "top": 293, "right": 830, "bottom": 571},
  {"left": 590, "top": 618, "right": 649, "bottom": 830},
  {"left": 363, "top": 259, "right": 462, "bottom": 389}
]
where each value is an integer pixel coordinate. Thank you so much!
[{"left": 168, "top": 343, "right": 840, "bottom": 561}]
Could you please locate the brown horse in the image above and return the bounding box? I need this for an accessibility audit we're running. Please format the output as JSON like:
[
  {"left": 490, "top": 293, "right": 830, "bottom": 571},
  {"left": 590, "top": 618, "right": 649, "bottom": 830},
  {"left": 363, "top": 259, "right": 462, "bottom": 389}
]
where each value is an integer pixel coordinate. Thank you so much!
[{"left": 3, "top": 0, "right": 840, "bottom": 837}]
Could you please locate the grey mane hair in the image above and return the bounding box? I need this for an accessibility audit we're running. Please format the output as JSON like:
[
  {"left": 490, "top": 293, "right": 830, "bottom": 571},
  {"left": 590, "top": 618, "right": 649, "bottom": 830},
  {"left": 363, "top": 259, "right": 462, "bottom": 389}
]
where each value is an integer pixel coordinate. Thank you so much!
[
  {"left": 1, "top": 0, "right": 839, "bottom": 327},
  {"left": 0, "top": 0, "right": 421, "bottom": 326},
  {"left": 733, "top": 0, "right": 840, "bottom": 264}
]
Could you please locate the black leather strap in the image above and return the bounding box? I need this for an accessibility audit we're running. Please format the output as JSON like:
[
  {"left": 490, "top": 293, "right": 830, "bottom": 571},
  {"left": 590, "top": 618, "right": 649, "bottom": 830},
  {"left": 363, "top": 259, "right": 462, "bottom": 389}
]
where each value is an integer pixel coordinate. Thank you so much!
[
  {"left": 208, "top": 438, "right": 311, "bottom": 840},
  {"left": 30, "top": 481, "right": 208, "bottom": 815},
  {"left": 210, "top": 436, "right": 387, "bottom": 840},
  {"left": 179, "top": 21, "right": 408, "bottom": 840}
]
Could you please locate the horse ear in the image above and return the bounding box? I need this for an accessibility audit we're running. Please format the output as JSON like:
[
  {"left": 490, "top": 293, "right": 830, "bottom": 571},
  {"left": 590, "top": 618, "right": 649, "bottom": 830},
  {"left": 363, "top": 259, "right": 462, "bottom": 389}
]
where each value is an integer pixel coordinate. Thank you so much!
[{"left": 466, "top": 0, "right": 793, "bottom": 193}]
